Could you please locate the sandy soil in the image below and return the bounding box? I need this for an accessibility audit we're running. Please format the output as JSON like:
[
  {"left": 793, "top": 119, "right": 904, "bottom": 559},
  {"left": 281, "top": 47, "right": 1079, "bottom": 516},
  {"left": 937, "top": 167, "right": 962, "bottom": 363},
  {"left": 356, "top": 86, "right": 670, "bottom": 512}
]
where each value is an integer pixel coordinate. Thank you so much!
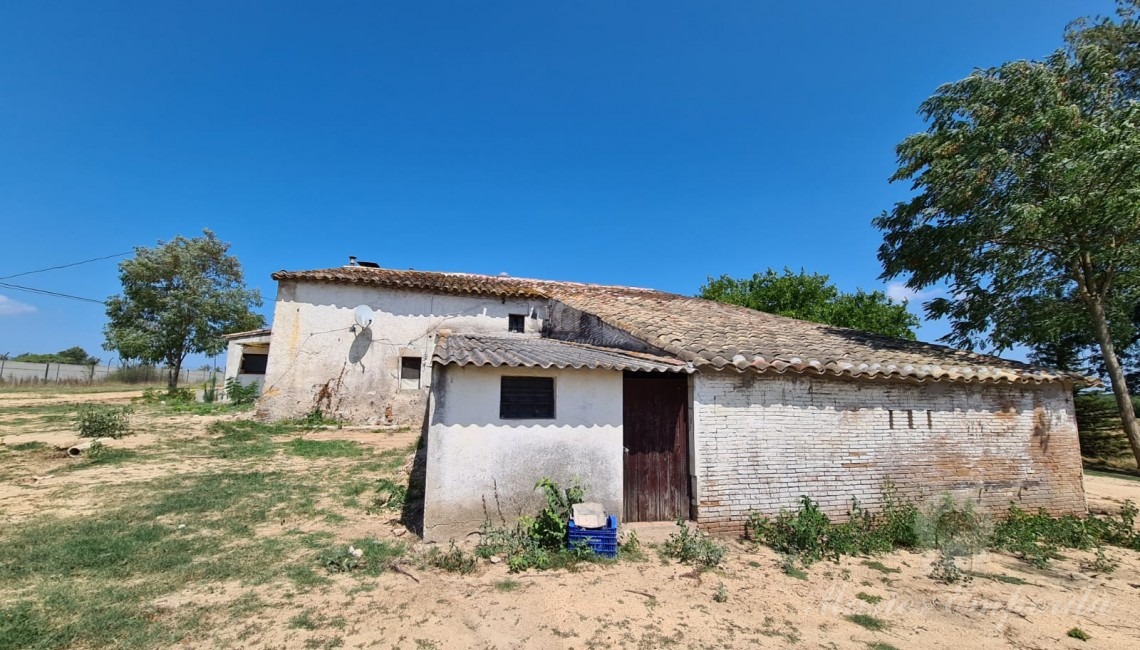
[
  {"left": 2, "top": 395, "right": 1139, "bottom": 649},
  {"left": 0, "top": 389, "right": 143, "bottom": 407}
]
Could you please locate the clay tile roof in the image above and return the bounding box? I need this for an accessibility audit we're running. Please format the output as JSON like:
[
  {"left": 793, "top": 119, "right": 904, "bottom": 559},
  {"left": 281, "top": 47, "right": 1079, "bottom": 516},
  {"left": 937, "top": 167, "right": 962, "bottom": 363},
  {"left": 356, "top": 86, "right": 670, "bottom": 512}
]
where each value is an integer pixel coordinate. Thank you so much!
[
  {"left": 433, "top": 334, "right": 690, "bottom": 374},
  {"left": 273, "top": 266, "right": 1091, "bottom": 386}
]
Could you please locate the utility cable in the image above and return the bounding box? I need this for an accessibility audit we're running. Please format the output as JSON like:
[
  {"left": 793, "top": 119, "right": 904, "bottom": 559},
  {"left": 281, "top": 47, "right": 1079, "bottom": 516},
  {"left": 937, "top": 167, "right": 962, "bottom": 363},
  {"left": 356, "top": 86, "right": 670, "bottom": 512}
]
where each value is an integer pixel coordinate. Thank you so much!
[
  {"left": 0, "top": 281, "right": 106, "bottom": 305},
  {"left": 0, "top": 251, "right": 132, "bottom": 280}
]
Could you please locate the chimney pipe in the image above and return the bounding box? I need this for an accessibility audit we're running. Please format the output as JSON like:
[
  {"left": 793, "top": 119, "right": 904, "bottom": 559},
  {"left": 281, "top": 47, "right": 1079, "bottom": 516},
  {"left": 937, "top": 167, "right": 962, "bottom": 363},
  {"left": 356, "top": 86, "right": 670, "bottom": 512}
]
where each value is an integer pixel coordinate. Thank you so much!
[{"left": 348, "top": 256, "right": 357, "bottom": 266}]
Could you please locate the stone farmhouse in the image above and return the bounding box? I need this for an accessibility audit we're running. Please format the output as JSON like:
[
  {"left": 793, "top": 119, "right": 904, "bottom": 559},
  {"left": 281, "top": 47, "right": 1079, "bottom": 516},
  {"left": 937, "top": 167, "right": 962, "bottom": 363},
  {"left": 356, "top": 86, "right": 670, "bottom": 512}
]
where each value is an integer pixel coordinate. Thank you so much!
[{"left": 241, "top": 260, "right": 1089, "bottom": 542}]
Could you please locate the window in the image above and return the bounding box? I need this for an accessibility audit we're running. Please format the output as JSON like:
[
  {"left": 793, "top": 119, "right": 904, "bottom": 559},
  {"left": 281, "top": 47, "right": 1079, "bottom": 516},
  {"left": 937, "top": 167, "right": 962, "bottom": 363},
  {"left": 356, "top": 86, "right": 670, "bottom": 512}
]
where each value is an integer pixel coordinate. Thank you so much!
[
  {"left": 400, "top": 357, "right": 421, "bottom": 390},
  {"left": 508, "top": 314, "right": 526, "bottom": 333},
  {"left": 500, "top": 376, "right": 555, "bottom": 419},
  {"left": 239, "top": 353, "right": 268, "bottom": 375}
]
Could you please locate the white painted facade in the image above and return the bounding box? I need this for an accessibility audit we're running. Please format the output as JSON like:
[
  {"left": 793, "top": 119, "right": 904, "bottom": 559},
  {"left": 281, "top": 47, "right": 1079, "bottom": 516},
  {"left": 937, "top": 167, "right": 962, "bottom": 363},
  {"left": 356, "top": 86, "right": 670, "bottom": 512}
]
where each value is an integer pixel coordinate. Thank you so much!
[
  {"left": 222, "top": 330, "right": 272, "bottom": 396},
  {"left": 260, "top": 281, "right": 543, "bottom": 423},
  {"left": 424, "top": 364, "right": 624, "bottom": 542}
]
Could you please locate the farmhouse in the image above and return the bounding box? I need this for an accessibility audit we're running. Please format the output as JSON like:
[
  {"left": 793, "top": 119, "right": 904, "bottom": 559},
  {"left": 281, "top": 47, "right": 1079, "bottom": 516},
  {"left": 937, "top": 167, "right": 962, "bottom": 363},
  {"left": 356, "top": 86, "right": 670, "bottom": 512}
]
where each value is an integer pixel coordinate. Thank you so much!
[{"left": 255, "top": 260, "right": 1089, "bottom": 542}]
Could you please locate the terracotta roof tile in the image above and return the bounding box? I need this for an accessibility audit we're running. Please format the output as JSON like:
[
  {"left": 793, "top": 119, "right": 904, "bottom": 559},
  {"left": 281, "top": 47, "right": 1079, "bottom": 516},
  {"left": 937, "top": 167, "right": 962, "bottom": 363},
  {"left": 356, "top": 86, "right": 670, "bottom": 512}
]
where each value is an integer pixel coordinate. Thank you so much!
[{"left": 272, "top": 266, "right": 1091, "bottom": 386}]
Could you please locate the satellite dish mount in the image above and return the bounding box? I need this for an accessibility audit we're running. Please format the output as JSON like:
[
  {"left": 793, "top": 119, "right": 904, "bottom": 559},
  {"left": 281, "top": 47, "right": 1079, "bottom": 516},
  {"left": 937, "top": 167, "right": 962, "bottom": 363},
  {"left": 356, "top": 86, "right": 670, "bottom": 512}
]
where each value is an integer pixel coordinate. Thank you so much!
[{"left": 353, "top": 305, "right": 374, "bottom": 330}]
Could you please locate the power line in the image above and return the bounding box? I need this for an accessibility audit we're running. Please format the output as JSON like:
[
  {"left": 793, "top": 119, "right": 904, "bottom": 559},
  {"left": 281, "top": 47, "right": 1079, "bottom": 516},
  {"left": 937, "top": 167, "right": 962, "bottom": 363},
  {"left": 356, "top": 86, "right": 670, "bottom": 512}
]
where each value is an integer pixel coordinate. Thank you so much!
[
  {"left": 0, "top": 251, "right": 132, "bottom": 280},
  {"left": 0, "top": 281, "right": 105, "bottom": 305}
]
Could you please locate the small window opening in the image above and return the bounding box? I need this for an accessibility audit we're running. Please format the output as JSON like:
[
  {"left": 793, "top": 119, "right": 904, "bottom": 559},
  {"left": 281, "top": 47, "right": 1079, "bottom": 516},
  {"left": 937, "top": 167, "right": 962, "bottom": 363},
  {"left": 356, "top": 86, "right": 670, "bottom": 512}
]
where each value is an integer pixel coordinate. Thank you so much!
[
  {"left": 888, "top": 410, "right": 895, "bottom": 429},
  {"left": 239, "top": 353, "right": 268, "bottom": 375},
  {"left": 500, "top": 376, "right": 555, "bottom": 419},
  {"left": 907, "top": 410, "right": 915, "bottom": 429},
  {"left": 508, "top": 314, "right": 526, "bottom": 333},
  {"left": 400, "top": 357, "right": 422, "bottom": 390},
  {"left": 927, "top": 411, "right": 933, "bottom": 429}
]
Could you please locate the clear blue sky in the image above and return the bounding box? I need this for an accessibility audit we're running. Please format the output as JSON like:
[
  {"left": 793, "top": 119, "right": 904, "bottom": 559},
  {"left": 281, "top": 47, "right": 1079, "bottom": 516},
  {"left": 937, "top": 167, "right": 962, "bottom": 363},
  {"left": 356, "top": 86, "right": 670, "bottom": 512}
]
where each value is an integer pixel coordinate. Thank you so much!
[{"left": 0, "top": 1, "right": 1110, "bottom": 366}]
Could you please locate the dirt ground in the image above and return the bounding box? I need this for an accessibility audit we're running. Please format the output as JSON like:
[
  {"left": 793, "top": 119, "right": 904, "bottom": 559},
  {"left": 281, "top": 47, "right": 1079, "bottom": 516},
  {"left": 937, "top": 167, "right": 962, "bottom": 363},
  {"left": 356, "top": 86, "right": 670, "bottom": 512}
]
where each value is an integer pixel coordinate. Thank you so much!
[{"left": 2, "top": 391, "right": 1140, "bottom": 649}]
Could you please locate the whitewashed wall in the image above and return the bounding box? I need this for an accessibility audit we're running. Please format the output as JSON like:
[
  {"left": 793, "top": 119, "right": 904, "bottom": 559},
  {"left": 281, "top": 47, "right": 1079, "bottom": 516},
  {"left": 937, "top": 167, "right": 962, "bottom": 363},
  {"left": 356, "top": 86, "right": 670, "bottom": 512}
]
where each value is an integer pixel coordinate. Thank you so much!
[
  {"left": 423, "top": 364, "right": 624, "bottom": 542},
  {"left": 691, "top": 372, "right": 1086, "bottom": 534},
  {"left": 259, "top": 280, "right": 544, "bottom": 423}
]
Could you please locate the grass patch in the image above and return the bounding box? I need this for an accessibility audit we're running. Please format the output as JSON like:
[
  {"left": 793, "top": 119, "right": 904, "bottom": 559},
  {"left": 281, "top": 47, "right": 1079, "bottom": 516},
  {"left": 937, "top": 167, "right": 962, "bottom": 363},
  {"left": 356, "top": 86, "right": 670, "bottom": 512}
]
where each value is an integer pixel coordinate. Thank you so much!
[
  {"left": 285, "top": 438, "right": 366, "bottom": 459},
  {"left": 855, "top": 592, "right": 883, "bottom": 604},
  {"left": 867, "top": 643, "right": 901, "bottom": 650},
  {"left": 0, "top": 468, "right": 329, "bottom": 649},
  {"left": 288, "top": 609, "right": 322, "bottom": 630},
  {"left": 494, "top": 579, "right": 521, "bottom": 592},
  {"left": 5, "top": 441, "right": 50, "bottom": 452},
  {"left": 846, "top": 613, "right": 889, "bottom": 631},
  {"left": 861, "top": 560, "right": 900, "bottom": 574},
  {"left": 968, "top": 571, "right": 1029, "bottom": 585}
]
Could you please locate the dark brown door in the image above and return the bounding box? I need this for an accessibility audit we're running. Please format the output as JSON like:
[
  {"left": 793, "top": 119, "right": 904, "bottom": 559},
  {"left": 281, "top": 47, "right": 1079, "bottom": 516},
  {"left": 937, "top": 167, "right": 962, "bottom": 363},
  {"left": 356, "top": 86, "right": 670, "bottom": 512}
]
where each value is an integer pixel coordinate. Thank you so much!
[{"left": 623, "top": 372, "right": 691, "bottom": 522}]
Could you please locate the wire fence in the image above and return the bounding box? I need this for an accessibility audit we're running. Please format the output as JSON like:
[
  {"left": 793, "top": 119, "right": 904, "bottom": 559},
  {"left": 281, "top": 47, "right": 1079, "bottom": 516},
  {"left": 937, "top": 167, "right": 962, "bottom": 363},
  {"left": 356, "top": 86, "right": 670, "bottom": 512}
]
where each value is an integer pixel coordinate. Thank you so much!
[{"left": 0, "top": 359, "right": 215, "bottom": 385}]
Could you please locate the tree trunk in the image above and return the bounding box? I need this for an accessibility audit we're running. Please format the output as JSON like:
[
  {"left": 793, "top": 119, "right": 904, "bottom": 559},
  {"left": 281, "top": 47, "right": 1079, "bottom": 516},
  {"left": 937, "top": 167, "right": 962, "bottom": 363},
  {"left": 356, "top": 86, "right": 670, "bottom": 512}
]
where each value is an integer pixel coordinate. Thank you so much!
[
  {"left": 1086, "top": 296, "right": 1140, "bottom": 468},
  {"left": 169, "top": 357, "right": 182, "bottom": 389}
]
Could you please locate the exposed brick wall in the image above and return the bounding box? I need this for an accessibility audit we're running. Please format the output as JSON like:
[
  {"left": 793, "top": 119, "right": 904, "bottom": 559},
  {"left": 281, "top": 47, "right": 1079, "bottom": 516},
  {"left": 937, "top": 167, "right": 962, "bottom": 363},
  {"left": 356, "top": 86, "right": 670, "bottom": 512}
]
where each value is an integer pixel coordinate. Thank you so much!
[{"left": 692, "top": 373, "right": 1086, "bottom": 536}]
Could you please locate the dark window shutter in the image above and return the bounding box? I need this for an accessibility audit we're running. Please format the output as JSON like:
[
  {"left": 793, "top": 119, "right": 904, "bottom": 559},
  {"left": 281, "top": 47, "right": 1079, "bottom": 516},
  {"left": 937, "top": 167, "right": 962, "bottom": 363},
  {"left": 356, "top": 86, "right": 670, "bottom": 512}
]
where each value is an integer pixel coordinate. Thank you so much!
[{"left": 500, "top": 376, "right": 555, "bottom": 419}]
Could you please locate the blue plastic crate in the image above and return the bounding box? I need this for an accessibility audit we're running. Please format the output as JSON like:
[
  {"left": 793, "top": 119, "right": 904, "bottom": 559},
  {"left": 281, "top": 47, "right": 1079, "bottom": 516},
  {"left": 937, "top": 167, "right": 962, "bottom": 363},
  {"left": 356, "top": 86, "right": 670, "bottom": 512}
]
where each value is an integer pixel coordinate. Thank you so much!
[{"left": 567, "top": 514, "right": 618, "bottom": 558}]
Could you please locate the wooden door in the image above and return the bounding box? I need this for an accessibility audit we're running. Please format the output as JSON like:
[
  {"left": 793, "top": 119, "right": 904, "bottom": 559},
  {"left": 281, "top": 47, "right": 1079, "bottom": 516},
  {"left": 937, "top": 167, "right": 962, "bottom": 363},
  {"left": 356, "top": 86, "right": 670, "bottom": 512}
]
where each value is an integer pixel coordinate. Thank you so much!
[{"left": 623, "top": 372, "right": 691, "bottom": 522}]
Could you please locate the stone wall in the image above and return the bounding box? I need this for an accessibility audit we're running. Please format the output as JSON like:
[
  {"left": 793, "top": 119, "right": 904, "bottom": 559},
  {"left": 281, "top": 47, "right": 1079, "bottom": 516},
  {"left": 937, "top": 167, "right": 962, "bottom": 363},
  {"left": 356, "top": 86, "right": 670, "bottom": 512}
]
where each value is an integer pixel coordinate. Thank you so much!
[{"left": 691, "top": 372, "right": 1086, "bottom": 535}]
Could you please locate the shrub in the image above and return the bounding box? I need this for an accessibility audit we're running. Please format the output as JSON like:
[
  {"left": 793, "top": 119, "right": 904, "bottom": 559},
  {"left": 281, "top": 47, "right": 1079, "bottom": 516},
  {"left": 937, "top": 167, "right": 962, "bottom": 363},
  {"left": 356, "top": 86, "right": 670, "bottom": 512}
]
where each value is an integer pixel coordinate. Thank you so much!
[
  {"left": 473, "top": 478, "right": 602, "bottom": 572},
  {"left": 141, "top": 386, "right": 194, "bottom": 404},
  {"left": 370, "top": 478, "right": 407, "bottom": 511},
  {"left": 748, "top": 484, "right": 922, "bottom": 567},
  {"left": 530, "top": 478, "right": 584, "bottom": 550},
  {"left": 225, "top": 378, "right": 260, "bottom": 406},
  {"left": 662, "top": 519, "right": 726, "bottom": 568},
  {"left": 76, "top": 405, "right": 132, "bottom": 439}
]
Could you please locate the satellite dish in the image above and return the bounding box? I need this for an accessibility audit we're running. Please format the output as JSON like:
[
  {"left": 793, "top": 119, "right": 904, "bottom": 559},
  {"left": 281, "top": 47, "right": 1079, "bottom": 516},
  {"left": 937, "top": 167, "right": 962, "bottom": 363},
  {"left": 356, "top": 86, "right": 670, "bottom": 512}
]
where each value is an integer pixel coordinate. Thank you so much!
[{"left": 353, "top": 305, "right": 374, "bottom": 329}]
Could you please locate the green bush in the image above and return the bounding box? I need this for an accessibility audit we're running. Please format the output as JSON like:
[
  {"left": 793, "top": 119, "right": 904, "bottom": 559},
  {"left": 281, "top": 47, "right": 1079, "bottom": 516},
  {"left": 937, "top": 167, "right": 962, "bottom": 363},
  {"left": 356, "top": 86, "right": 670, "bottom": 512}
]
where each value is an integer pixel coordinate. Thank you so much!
[
  {"left": 990, "top": 501, "right": 1139, "bottom": 567},
  {"left": 474, "top": 478, "right": 604, "bottom": 572},
  {"left": 140, "top": 386, "right": 194, "bottom": 404},
  {"left": 662, "top": 519, "right": 727, "bottom": 568},
  {"left": 76, "top": 405, "right": 133, "bottom": 439},
  {"left": 225, "top": 378, "right": 260, "bottom": 406}
]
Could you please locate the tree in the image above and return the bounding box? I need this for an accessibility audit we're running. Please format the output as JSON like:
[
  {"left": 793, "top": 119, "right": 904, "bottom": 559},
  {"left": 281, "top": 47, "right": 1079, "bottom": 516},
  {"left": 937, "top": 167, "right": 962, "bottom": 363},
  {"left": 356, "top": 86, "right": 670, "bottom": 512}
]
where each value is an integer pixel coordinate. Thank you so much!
[
  {"left": 875, "top": 1, "right": 1140, "bottom": 466},
  {"left": 103, "top": 230, "right": 265, "bottom": 388},
  {"left": 698, "top": 268, "right": 920, "bottom": 339},
  {"left": 13, "top": 347, "right": 100, "bottom": 365}
]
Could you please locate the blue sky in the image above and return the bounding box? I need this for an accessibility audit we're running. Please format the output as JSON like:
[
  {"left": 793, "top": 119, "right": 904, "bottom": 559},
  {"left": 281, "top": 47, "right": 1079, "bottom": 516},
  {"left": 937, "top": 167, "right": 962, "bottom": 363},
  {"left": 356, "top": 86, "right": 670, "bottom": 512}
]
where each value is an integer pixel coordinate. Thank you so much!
[{"left": 0, "top": 1, "right": 1109, "bottom": 366}]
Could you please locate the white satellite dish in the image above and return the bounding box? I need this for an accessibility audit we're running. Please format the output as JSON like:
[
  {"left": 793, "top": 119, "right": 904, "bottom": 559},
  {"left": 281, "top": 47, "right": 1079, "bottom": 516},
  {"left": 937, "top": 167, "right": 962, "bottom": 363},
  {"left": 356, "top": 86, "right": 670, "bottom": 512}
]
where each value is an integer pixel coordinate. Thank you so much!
[{"left": 353, "top": 305, "right": 374, "bottom": 329}]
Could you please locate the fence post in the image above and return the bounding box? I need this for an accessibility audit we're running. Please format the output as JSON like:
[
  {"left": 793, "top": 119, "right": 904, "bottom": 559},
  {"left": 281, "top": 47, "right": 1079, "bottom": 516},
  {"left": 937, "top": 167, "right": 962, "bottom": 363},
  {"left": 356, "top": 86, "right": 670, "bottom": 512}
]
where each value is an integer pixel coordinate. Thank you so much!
[
  {"left": 0, "top": 356, "right": 6, "bottom": 381},
  {"left": 44, "top": 363, "right": 50, "bottom": 382}
]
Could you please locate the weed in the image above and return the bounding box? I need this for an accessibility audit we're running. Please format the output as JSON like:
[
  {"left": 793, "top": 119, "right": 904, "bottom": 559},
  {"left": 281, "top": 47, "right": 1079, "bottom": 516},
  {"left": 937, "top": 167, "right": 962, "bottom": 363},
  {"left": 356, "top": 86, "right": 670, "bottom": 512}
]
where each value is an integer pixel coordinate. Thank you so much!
[
  {"left": 1067, "top": 627, "right": 1090, "bottom": 641},
  {"left": 713, "top": 582, "right": 729, "bottom": 602},
  {"left": 845, "top": 613, "right": 888, "bottom": 631},
  {"left": 930, "top": 548, "right": 971, "bottom": 584},
  {"left": 661, "top": 520, "right": 726, "bottom": 568},
  {"left": 782, "top": 556, "right": 808, "bottom": 580},
  {"left": 530, "top": 477, "right": 584, "bottom": 550},
  {"left": 855, "top": 592, "right": 882, "bottom": 604},
  {"left": 320, "top": 545, "right": 367, "bottom": 573},
  {"left": 494, "top": 579, "right": 521, "bottom": 592},
  {"left": 77, "top": 405, "right": 132, "bottom": 439},
  {"left": 370, "top": 478, "right": 407, "bottom": 511},
  {"left": 420, "top": 542, "right": 477, "bottom": 574},
  {"left": 1080, "top": 546, "right": 1118, "bottom": 574},
  {"left": 867, "top": 643, "right": 901, "bottom": 650},
  {"left": 140, "top": 387, "right": 194, "bottom": 404}
]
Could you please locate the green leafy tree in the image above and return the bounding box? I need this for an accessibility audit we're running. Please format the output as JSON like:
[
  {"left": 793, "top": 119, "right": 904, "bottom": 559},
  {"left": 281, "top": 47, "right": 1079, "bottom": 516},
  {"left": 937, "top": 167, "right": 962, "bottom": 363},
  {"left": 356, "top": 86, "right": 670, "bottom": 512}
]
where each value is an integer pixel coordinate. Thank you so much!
[
  {"left": 875, "top": 1, "right": 1140, "bottom": 465},
  {"left": 13, "top": 347, "right": 99, "bottom": 365},
  {"left": 699, "top": 268, "right": 919, "bottom": 339},
  {"left": 103, "top": 230, "right": 264, "bottom": 388}
]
